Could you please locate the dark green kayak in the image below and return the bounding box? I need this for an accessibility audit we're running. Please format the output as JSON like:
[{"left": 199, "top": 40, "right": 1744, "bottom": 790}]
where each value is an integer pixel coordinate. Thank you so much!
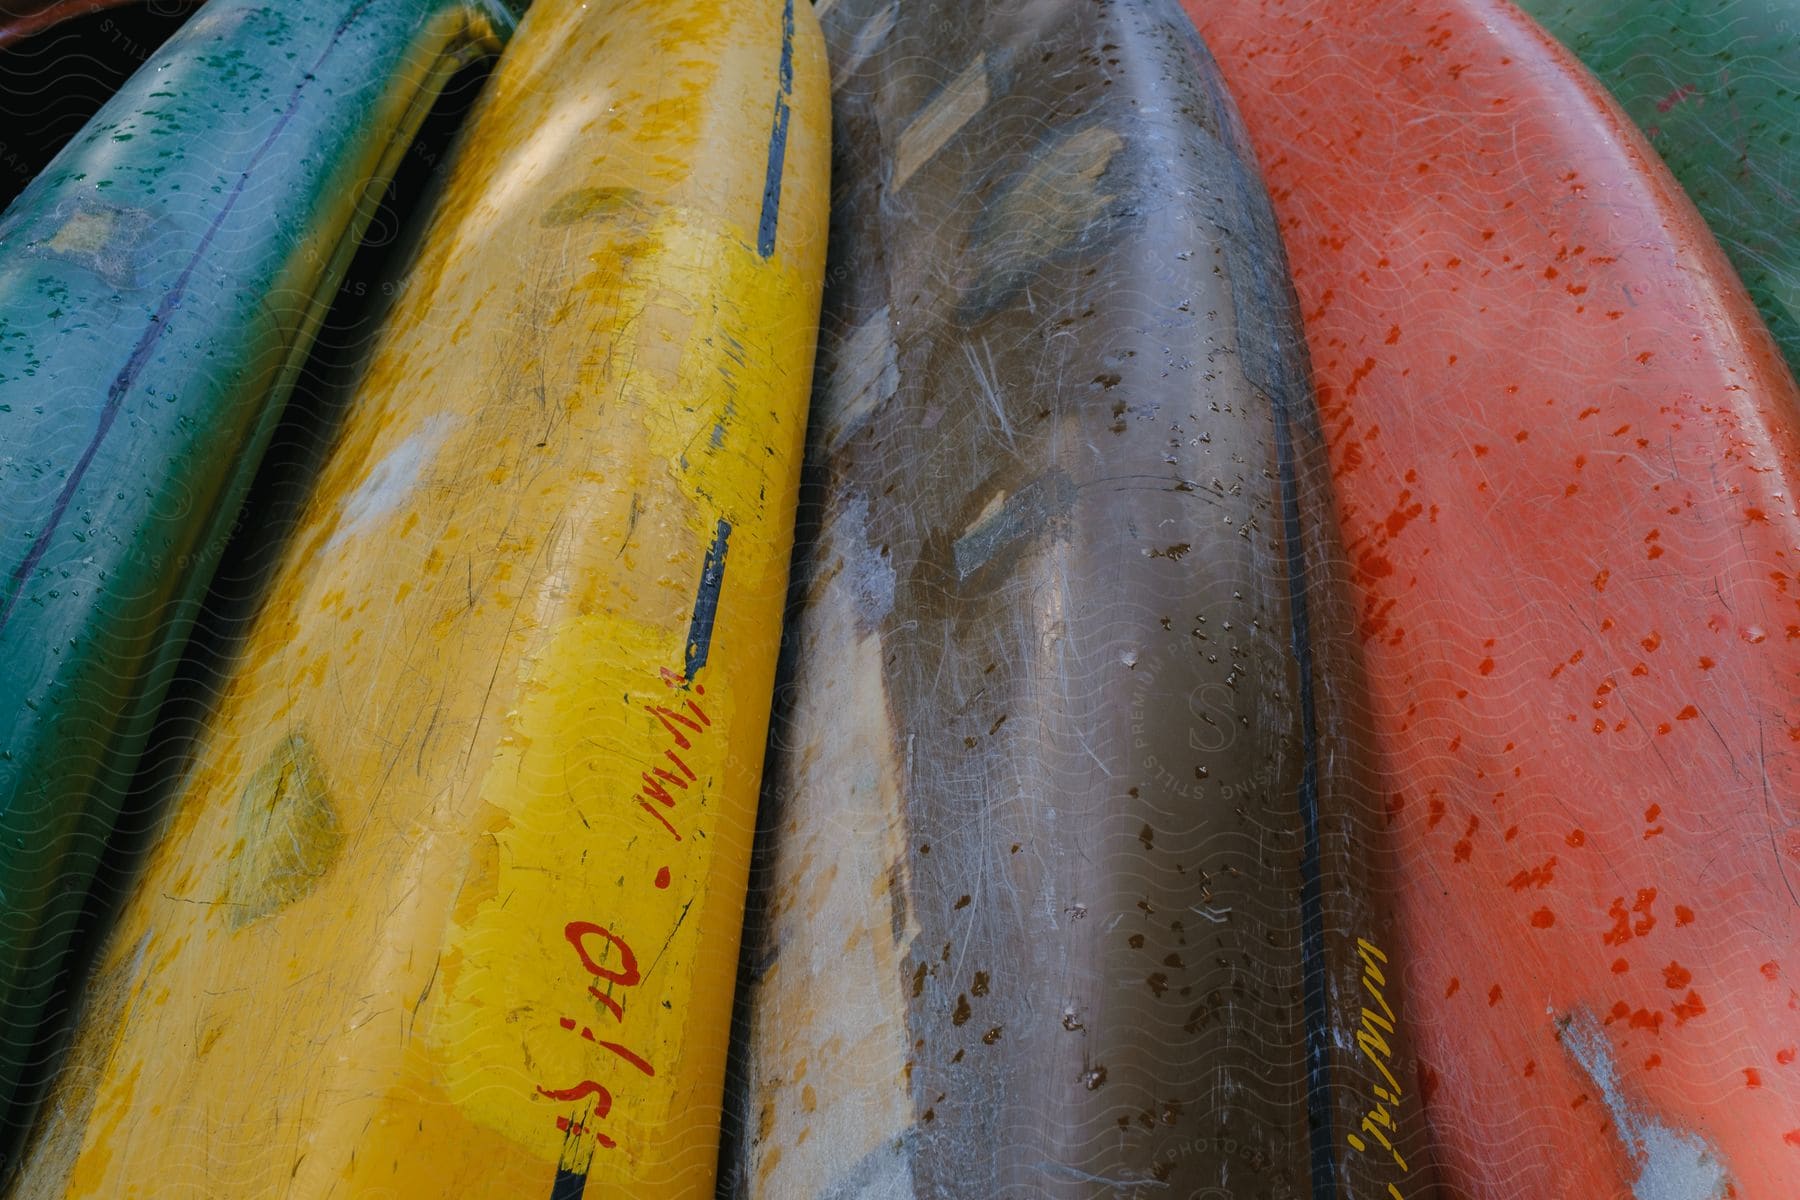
[
  {"left": 0, "top": 0, "right": 513, "bottom": 1147},
  {"left": 1518, "top": 0, "right": 1800, "bottom": 375}
]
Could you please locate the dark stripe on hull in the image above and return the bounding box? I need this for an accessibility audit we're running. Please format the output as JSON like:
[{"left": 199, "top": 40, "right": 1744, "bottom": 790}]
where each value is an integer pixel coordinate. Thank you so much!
[
  {"left": 684, "top": 517, "right": 732, "bottom": 679},
  {"left": 754, "top": 0, "right": 794, "bottom": 258},
  {"left": 1273, "top": 390, "right": 1337, "bottom": 1199}
]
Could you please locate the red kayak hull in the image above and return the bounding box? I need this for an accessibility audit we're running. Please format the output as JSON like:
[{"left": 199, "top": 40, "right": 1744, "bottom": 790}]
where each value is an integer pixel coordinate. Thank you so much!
[{"left": 1185, "top": 0, "right": 1800, "bottom": 1195}]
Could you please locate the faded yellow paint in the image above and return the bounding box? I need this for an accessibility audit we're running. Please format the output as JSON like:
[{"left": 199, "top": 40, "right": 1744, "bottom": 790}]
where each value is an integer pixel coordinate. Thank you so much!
[
  {"left": 742, "top": 504, "right": 920, "bottom": 1198},
  {"left": 10, "top": 0, "right": 827, "bottom": 1195}
]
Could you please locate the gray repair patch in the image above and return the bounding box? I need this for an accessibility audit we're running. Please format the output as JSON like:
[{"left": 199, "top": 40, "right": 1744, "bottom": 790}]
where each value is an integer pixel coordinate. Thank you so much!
[
  {"left": 952, "top": 469, "right": 1078, "bottom": 580},
  {"left": 816, "top": 1128, "right": 918, "bottom": 1200},
  {"left": 1556, "top": 1009, "right": 1732, "bottom": 1200}
]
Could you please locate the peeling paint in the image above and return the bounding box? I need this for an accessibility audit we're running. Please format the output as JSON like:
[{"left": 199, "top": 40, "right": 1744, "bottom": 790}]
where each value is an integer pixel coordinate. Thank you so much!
[
  {"left": 31, "top": 200, "right": 153, "bottom": 287},
  {"left": 326, "top": 413, "right": 457, "bottom": 552},
  {"left": 821, "top": 306, "right": 897, "bottom": 452},
  {"left": 1557, "top": 1009, "right": 1733, "bottom": 1200}
]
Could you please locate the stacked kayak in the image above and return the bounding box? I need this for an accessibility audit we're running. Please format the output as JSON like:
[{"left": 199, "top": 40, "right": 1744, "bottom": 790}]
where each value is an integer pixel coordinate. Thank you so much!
[
  {"left": 7, "top": 0, "right": 827, "bottom": 1194},
  {"left": 1187, "top": 0, "right": 1800, "bottom": 1194},
  {"left": 726, "top": 0, "right": 1429, "bottom": 1195},
  {"left": 0, "top": 0, "right": 513, "bottom": 1162},
  {"left": 0, "top": 0, "right": 183, "bottom": 48},
  {"left": 1518, "top": 0, "right": 1800, "bottom": 377}
]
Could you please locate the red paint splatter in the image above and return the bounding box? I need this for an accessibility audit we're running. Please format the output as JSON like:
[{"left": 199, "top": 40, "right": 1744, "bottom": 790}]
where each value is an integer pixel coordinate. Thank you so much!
[
  {"left": 1359, "top": 549, "right": 1395, "bottom": 579},
  {"left": 1674, "top": 905, "right": 1694, "bottom": 926},
  {"left": 1604, "top": 898, "right": 1633, "bottom": 947},
  {"left": 654, "top": 866, "right": 671, "bottom": 889},
  {"left": 1672, "top": 990, "right": 1707, "bottom": 1023},
  {"left": 1745, "top": 1068, "right": 1763, "bottom": 1088},
  {"left": 1508, "top": 856, "right": 1558, "bottom": 891},
  {"left": 538, "top": 1079, "right": 613, "bottom": 1107},
  {"left": 1445, "top": 977, "right": 1461, "bottom": 998},
  {"left": 1488, "top": 984, "right": 1503, "bottom": 1006},
  {"left": 1663, "top": 962, "right": 1692, "bottom": 989}
]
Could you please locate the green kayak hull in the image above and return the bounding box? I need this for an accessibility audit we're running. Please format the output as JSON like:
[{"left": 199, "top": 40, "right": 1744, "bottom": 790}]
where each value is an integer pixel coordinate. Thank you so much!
[
  {"left": 0, "top": 0, "right": 513, "bottom": 1153},
  {"left": 1517, "top": 0, "right": 1800, "bottom": 376}
]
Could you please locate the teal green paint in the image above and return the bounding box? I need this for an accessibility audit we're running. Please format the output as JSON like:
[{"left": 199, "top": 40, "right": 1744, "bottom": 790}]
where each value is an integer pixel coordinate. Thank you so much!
[
  {"left": 1520, "top": 0, "right": 1800, "bottom": 376},
  {"left": 0, "top": 0, "right": 514, "bottom": 1151}
]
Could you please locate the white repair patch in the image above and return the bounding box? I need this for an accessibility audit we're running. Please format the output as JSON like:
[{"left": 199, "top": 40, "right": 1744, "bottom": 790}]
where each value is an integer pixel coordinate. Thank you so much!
[
  {"left": 326, "top": 414, "right": 458, "bottom": 552},
  {"left": 1557, "top": 1009, "right": 1733, "bottom": 1200}
]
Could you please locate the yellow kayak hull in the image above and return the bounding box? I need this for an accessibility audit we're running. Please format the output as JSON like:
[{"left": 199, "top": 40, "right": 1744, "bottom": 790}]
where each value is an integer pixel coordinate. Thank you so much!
[{"left": 11, "top": 0, "right": 827, "bottom": 1194}]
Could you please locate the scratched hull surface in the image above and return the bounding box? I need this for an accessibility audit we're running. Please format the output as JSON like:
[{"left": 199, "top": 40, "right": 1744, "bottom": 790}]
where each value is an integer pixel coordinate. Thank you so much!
[
  {"left": 1516, "top": 0, "right": 1800, "bottom": 380},
  {"left": 7, "top": 0, "right": 827, "bottom": 1195},
  {"left": 727, "top": 1, "right": 1429, "bottom": 1196},
  {"left": 1186, "top": 1, "right": 1800, "bottom": 1196},
  {"left": 0, "top": 0, "right": 512, "bottom": 1155}
]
